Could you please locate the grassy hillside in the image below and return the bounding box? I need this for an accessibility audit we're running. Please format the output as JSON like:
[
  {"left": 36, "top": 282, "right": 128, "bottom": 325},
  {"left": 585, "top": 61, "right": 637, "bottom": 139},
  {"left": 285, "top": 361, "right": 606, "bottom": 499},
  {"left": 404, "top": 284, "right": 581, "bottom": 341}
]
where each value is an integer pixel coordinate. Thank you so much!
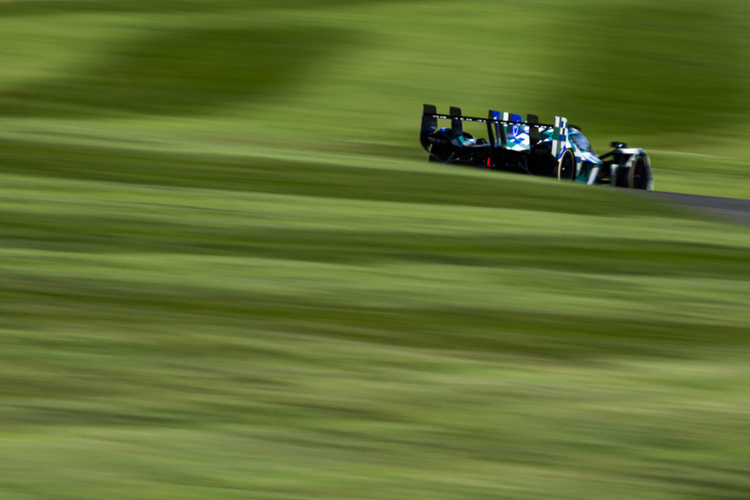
[
  {"left": 1, "top": 1, "right": 749, "bottom": 499},
  {"left": 1, "top": 0, "right": 749, "bottom": 194}
]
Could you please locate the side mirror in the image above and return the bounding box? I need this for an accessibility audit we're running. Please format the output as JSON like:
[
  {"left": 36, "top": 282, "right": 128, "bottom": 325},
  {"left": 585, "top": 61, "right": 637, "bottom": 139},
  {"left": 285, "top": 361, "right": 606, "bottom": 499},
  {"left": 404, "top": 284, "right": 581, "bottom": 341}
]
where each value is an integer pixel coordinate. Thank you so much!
[{"left": 610, "top": 141, "right": 627, "bottom": 149}]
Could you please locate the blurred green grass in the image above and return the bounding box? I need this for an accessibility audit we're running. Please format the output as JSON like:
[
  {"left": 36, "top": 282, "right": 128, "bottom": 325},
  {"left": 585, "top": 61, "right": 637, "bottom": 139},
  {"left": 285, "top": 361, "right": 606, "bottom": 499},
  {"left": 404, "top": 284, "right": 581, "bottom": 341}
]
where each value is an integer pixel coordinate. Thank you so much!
[
  {"left": 1, "top": 1, "right": 750, "bottom": 499},
  {"left": 2, "top": 0, "right": 748, "bottom": 193}
]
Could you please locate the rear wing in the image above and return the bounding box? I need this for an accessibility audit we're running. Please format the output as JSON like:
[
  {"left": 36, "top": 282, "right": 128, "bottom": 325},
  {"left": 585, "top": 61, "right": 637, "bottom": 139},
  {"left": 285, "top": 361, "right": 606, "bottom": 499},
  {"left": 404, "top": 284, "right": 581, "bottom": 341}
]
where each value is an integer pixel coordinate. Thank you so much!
[{"left": 421, "top": 104, "right": 569, "bottom": 158}]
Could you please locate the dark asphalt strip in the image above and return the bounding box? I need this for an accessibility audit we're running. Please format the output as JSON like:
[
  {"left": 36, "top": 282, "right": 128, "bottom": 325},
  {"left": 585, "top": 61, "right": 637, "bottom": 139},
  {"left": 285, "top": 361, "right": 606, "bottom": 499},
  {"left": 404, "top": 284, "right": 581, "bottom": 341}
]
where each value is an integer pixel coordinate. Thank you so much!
[{"left": 649, "top": 191, "right": 750, "bottom": 225}]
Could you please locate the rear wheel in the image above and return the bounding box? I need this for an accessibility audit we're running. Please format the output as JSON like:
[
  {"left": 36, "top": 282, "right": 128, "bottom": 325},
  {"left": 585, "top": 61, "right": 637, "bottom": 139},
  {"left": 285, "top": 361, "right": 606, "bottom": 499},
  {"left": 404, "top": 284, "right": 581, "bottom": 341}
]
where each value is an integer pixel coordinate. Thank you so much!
[
  {"left": 556, "top": 150, "right": 576, "bottom": 181},
  {"left": 428, "top": 146, "right": 451, "bottom": 162},
  {"left": 428, "top": 133, "right": 453, "bottom": 163},
  {"left": 628, "top": 157, "right": 648, "bottom": 189}
]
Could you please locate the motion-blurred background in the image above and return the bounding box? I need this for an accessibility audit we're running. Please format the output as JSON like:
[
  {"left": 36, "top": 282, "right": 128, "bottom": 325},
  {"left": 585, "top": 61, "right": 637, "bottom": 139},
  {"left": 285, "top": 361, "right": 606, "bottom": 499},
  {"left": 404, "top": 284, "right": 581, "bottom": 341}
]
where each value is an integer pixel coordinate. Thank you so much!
[{"left": 1, "top": 1, "right": 749, "bottom": 499}]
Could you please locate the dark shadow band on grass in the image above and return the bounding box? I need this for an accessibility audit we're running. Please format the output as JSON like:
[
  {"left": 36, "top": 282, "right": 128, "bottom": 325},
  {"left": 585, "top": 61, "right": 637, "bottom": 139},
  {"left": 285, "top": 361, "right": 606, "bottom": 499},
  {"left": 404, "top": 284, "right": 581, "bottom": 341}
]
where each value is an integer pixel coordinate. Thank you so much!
[
  {"left": 1, "top": 25, "right": 355, "bottom": 117},
  {"left": 0, "top": 0, "right": 421, "bottom": 17}
]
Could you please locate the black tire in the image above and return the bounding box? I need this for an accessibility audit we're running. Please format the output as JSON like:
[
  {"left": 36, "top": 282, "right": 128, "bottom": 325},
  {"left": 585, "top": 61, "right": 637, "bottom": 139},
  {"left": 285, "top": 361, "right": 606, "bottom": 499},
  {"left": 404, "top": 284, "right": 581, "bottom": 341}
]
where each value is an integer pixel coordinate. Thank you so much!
[
  {"left": 428, "top": 147, "right": 450, "bottom": 162},
  {"left": 428, "top": 133, "right": 453, "bottom": 163},
  {"left": 628, "top": 157, "right": 649, "bottom": 189},
  {"left": 556, "top": 150, "right": 576, "bottom": 181}
]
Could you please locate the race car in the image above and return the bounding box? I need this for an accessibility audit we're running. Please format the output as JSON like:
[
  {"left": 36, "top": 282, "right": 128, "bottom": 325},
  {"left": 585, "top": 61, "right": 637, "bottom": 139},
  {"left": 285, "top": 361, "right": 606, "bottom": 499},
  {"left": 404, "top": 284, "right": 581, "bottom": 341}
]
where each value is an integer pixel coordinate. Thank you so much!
[{"left": 420, "top": 104, "right": 653, "bottom": 189}]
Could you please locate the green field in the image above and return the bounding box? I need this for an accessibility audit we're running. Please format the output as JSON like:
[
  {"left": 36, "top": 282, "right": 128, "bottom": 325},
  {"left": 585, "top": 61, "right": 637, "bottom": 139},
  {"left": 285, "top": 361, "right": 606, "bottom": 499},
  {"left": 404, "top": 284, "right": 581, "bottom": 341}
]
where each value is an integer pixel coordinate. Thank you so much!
[{"left": 1, "top": 1, "right": 750, "bottom": 499}]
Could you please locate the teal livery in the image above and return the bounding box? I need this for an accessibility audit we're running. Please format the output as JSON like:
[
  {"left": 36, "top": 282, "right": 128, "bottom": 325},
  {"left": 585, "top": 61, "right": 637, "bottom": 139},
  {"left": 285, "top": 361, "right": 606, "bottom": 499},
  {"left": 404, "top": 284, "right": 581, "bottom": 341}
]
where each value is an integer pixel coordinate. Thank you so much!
[{"left": 420, "top": 104, "right": 653, "bottom": 190}]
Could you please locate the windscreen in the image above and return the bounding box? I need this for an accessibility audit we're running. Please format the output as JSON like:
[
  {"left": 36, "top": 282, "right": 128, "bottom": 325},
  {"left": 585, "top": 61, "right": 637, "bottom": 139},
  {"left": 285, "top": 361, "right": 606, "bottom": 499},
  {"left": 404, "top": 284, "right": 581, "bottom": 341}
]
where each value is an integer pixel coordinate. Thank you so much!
[{"left": 570, "top": 129, "right": 594, "bottom": 153}]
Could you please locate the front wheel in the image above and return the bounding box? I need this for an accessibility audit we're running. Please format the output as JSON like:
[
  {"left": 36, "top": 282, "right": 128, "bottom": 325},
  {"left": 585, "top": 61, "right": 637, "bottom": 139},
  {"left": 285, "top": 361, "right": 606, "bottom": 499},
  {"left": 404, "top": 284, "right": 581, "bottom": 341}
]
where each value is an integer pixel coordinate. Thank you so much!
[
  {"left": 628, "top": 157, "right": 649, "bottom": 189},
  {"left": 556, "top": 150, "right": 576, "bottom": 181}
]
